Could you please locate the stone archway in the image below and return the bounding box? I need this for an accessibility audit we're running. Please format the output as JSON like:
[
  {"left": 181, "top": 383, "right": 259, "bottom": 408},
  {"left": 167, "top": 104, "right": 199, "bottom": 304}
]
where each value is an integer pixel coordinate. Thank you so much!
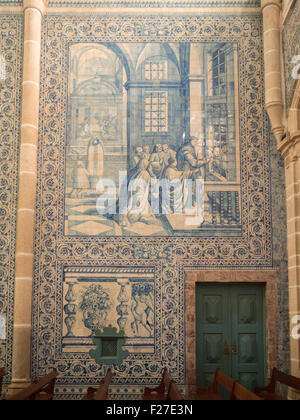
[{"left": 278, "top": 78, "right": 300, "bottom": 399}]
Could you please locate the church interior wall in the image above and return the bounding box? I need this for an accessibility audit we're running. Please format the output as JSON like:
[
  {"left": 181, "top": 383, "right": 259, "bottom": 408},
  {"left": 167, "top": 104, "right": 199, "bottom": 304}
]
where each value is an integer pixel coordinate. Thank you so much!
[{"left": 0, "top": 0, "right": 293, "bottom": 400}]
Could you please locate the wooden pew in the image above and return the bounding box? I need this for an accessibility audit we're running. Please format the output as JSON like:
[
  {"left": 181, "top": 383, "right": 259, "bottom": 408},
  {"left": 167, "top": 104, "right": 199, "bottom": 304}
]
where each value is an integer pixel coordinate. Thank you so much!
[
  {"left": 82, "top": 368, "right": 112, "bottom": 400},
  {"left": 255, "top": 368, "right": 300, "bottom": 400},
  {"left": 143, "top": 368, "right": 184, "bottom": 400},
  {"left": 7, "top": 369, "right": 58, "bottom": 401},
  {"left": 166, "top": 381, "right": 184, "bottom": 401},
  {"left": 232, "top": 382, "right": 262, "bottom": 401},
  {"left": 0, "top": 368, "right": 5, "bottom": 397},
  {"left": 196, "top": 369, "right": 237, "bottom": 400}
]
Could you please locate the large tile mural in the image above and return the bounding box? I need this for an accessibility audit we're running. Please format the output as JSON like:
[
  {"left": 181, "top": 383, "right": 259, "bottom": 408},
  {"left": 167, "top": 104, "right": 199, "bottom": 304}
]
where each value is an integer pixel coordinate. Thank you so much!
[
  {"left": 32, "top": 12, "right": 286, "bottom": 399},
  {"left": 0, "top": 14, "right": 23, "bottom": 382},
  {"left": 65, "top": 41, "right": 241, "bottom": 237}
]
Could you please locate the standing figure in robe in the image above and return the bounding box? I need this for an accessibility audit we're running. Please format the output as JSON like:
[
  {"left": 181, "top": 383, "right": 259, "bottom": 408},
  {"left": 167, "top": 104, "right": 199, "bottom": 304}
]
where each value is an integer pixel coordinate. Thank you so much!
[
  {"left": 87, "top": 137, "right": 104, "bottom": 190},
  {"left": 161, "top": 157, "right": 184, "bottom": 214}
]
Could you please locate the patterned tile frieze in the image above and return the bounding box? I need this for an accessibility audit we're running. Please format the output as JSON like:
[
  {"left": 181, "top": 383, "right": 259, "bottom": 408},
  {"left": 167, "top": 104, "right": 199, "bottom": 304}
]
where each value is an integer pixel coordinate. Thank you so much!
[
  {"left": 0, "top": 14, "right": 23, "bottom": 381},
  {"left": 32, "top": 13, "right": 274, "bottom": 394},
  {"left": 0, "top": 1, "right": 22, "bottom": 6},
  {"left": 47, "top": 0, "right": 260, "bottom": 8}
]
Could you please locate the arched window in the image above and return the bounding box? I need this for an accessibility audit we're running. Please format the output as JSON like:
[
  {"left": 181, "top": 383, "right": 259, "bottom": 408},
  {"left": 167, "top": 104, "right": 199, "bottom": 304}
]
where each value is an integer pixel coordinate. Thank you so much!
[{"left": 0, "top": 55, "right": 6, "bottom": 80}]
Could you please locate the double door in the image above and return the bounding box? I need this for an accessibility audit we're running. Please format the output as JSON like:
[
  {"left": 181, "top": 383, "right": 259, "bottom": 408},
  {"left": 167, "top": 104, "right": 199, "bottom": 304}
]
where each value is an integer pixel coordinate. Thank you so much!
[{"left": 196, "top": 283, "right": 266, "bottom": 391}]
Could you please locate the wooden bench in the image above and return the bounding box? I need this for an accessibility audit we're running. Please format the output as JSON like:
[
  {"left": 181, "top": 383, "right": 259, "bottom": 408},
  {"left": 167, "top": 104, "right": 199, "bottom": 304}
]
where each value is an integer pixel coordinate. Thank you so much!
[
  {"left": 232, "top": 382, "right": 262, "bottom": 401},
  {"left": 82, "top": 368, "right": 112, "bottom": 400},
  {"left": 166, "top": 381, "right": 184, "bottom": 401},
  {"left": 196, "top": 369, "right": 237, "bottom": 400},
  {"left": 7, "top": 369, "right": 59, "bottom": 400},
  {"left": 0, "top": 368, "right": 5, "bottom": 397},
  {"left": 255, "top": 368, "right": 300, "bottom": 400},
  {"left": 143, "top": 368, "right": 184, "bottom": 400}
]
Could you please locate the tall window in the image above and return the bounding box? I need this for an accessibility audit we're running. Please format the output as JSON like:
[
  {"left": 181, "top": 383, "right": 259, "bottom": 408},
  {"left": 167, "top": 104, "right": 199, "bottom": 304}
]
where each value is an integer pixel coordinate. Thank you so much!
[
  {"left": 145, "top": 60, "right": 168, "bottom": 81},
  {"left": 207, "top": 103, "right": 227, "bottom": 147},
  {"left": 0, "top": 55, "right": 6, "bottom": 80},
  {"left": 212, "top": 49, "right": 226, "bottom": 96},
  {"left": 145, "top": 91, "right": 168, "bottom": 133}
]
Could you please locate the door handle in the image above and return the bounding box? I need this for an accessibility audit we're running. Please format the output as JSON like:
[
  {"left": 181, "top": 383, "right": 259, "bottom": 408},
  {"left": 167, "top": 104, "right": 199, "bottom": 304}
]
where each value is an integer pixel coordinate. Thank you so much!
[
  {"left": 232, "top": 343, "right": 238, "bottom": 355},
  {"left": 224, "top": 340, "right": 229, "bottom": 355}
]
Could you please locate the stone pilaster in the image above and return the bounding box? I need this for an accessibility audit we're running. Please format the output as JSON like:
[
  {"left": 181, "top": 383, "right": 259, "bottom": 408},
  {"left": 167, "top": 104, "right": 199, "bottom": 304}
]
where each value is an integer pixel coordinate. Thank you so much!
[
  {"left": 279, "top": 133, "right": 300, "bottom": 399},
  {"left": 8, "top": 0, "right": 46, "bottom": 396},
  {"left": 261, "top": 0, "right": 285, "bottom": 145}
]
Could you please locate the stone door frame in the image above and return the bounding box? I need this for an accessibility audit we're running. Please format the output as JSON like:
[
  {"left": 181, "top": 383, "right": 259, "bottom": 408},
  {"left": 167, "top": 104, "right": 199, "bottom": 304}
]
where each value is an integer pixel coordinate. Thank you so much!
[{"left": 185, "top": 270, "right": 278, "bottom": 395}]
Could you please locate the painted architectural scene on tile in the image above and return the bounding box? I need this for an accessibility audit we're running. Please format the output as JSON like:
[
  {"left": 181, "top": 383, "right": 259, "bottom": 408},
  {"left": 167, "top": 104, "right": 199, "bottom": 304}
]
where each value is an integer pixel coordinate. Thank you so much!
[{"left": 65, "top": 42, "right": 241, "bottom": 237}]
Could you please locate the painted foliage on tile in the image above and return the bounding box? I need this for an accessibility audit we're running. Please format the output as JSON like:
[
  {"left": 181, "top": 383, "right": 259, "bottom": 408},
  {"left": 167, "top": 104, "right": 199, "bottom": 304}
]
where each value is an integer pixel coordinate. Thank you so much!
[
  {"left": 0, "top": 15, "right": 22, "bottom": 379},
  {"left": 65, "top": 41, "right": 240, "bottom": 237},
  {"left": 32, "top": 13, "right": 275, "bottom": 398},
  {"left": 62, "top": 269, "right": 156, "bottom": 355}
]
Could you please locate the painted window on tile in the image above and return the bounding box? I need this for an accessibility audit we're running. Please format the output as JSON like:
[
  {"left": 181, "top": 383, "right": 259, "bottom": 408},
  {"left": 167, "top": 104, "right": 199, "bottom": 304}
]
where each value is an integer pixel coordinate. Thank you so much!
[
  {"left": 144, "top": 90, "right": 168, "bottom": 133},
  {"left": 144, "top": 60, "right": 168, "bottom": 80},
  {"left": 212, "top": 48, "right": 226, "bottom": 96},
  {"left": 207, "top": 47, "right": 226, "bottom": 96}
]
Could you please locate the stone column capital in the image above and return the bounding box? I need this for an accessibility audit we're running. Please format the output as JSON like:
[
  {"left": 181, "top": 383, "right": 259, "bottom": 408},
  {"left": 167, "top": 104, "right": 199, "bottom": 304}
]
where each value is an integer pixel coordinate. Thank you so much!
[
  {"left": 23, "top": 0, "right": 47, "bottom": 15},
  {"left": 278, "top": 131, "right": 300, "bottom": 159},
  {"left": 261, "top": 0, "right": 281, "bottom": 12}
]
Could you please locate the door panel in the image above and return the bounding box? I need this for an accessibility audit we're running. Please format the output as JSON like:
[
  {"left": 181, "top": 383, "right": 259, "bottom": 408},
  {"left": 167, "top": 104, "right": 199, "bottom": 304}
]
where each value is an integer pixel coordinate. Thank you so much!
[
  {"left": 196, "top": 283, "right": 265, "bottom": 391},
  {"left": 231, "top": 285, "right": 265, "bottom": 391},
  {"left": 196, "top": 285, "right": 231, "bottom": 387}
]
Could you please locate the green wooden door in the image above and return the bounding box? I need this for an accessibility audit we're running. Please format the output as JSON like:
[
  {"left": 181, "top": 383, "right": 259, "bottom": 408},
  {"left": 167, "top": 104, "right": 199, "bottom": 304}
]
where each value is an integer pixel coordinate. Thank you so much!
[{"left": 196, "top": 283, "right": 266, "bottom": 391}]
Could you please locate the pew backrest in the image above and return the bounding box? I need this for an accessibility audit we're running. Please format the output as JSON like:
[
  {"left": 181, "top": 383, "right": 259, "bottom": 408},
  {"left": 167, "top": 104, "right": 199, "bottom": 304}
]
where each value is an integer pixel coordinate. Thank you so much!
[
  {"left": 272, "top": 368, "right": 300, "bottom": 393},
  {"left": 143, "top": 368, "right": 184, "bottom": 400},
  {"left": 82, "top": 368, "right": 112, "bottom": 400},
  {"left": 7, "top": 369, "right": 58, "bottom": 400},
  {"left": 163, "top": 370, "right": 173, "bottom": 395},
  {"left": 214, "top": 369, "right": 237, "bottom": 396},
  {"left": 93, "top": 368, "right": 112, "bottom": 400},
  {"left": 255, "top": 368, "right": 300, "bottom": 400},
  {"left": 167, "top": 381, "right": 184, "bottom": 401},
  {"left": 232, "top": 382, "right": 262, "bottom": 401},
  {"left": 0, "top": 368, "right": 5, "bottom": 397}
]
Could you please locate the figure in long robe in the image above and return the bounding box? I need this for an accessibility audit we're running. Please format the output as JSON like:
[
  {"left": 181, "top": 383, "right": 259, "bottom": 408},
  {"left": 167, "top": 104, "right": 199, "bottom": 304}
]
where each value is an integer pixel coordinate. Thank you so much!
[
  {"left": 87, "top": 137, "right": 104, "bottom": 190},
  {"left": 121, "top": 158, "right": 155, "bottom": 226}
]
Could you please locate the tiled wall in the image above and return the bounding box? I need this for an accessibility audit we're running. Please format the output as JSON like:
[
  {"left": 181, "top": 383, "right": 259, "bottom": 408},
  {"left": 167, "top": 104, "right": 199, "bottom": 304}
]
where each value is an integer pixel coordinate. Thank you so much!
[
  {"left": 283, "top": 0, "right": 300, "bottom": 106},
  {"left": 27, "top": 8, "right": 290, "bottom": 399},
  {"left": 0, "top": 13, "right": 23, "bottom": 383}
]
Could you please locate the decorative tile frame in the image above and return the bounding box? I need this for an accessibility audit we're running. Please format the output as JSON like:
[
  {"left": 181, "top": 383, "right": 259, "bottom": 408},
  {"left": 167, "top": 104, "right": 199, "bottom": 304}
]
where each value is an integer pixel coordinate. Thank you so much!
[
  {"left": 32, "top": 13, "right": 277, "bottom": 397},
  {"left": 185, "top": 269, "right": 278, "bottom": 397},
  {"left": 0, "top": 14, "right": 22, "bottom": 382},
  {"left": 47, "top": 0, "right": 260, "bottom": 8},
  {"left": 0, "top": 1, "right": 22, "bottom": 6}
]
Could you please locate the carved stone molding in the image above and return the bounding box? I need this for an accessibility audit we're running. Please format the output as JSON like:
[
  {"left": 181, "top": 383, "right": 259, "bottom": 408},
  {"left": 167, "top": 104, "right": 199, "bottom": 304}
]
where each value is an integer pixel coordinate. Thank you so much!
[{"left": 23, "top": 0, "right": 47, "bottom": 14}]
